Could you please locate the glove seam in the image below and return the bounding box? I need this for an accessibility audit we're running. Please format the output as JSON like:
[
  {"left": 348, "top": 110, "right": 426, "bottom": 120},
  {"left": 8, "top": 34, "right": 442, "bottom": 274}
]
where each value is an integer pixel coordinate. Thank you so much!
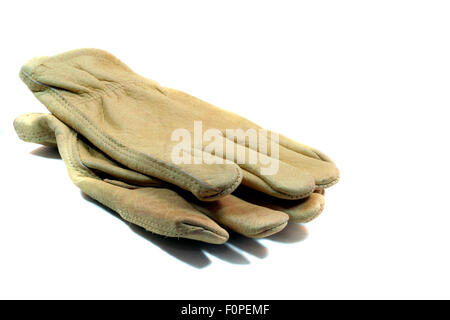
[
  {"left": 66, "top": 131, "right": 99, "bottom": 179},
  {"left": 119, "top": 212, "right": 213, "bottom": 238},
  {"left": 315, "top": 177, "right": 340, "bottom": 189},
  {"left": 16, "top": 131, "right": 55, "bottom": 142}
]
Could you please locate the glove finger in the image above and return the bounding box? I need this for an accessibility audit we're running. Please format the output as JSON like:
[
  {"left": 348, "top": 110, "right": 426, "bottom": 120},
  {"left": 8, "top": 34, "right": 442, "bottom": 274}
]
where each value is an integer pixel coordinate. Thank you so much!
[
  {"left": 234, "top": 187, "right": 325, "bottom": 223},
  {"left": 275, "top": 134, "right": 339, "bottom": 188},
  {"left": 277, "top": 144, "right": 339, "bottom": 189},
  {"left": 276, "top": 133, "right": 333, "bottom": 162},
  {"left": 199, "top": 131, "right": 335, "bottom": 196},
  {"left": 190, "top": 194, "right": 289, "bottom": 238},
  {"left": 13, "top": 112, "right": 57, "bottom": 147},
  {"left": 270, "top": 192, "right": 325, "bottom": 223}
]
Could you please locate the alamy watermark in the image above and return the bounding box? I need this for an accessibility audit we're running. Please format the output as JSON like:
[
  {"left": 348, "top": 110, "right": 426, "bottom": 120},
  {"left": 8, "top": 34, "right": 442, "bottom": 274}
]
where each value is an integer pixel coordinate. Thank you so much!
[{"left": 170, "top": 121, "right": 279, "bottom": 175}]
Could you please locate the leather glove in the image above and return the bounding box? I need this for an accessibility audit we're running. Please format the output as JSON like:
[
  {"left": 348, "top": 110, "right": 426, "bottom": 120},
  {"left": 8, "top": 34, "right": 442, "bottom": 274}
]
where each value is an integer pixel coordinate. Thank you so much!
[
  {"left": 20, "top": 49, "right": 339, "bottom": 201},
  {"left": 14, "top": 113, "right": 326, "bottom": 244}
]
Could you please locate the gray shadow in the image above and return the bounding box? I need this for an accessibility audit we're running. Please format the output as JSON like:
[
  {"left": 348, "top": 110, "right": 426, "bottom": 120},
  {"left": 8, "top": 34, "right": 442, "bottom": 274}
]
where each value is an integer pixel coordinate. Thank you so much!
[
  {"left": 81, "top": 192, "right": 256, "bottom": 268},
  {"left": 30, "top": 145, "right": 61, "bottom": 159},
  {"left": 82, "top": 192, "right": 309, "bottom": 266},
  {"left": 227, "top": 233, "right": 269, "bottom": 259},
  {"left": 266, "top": 222, "right": 309, "bottom": 243},
  {"left": 202, "top": 242, "right": 250, "bottom": 265},
  {"left": 129, "top": 224, "right": 212, "bottom": 268}
]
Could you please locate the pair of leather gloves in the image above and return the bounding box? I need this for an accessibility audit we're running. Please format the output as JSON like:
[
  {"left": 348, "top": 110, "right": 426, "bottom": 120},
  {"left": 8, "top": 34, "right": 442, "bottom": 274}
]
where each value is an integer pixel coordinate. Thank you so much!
[{"left": 15, "top": 49, "right": 339, "bottom": 244}]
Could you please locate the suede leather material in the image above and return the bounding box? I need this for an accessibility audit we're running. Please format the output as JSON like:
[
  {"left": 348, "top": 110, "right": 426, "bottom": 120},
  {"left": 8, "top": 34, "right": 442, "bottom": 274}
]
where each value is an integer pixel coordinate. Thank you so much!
[
  {"left": 14, "top": 113, "right": 326, "bottom": 244},
  {"left": 20, "top": 49, "right": 339, "bottom": 201}
]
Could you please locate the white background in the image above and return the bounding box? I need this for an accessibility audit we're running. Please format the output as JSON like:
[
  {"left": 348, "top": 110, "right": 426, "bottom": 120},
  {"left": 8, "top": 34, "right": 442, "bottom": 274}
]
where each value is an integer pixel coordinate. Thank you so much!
[{"left": 1, "top": 0, "right": 449, "bottom": 299}]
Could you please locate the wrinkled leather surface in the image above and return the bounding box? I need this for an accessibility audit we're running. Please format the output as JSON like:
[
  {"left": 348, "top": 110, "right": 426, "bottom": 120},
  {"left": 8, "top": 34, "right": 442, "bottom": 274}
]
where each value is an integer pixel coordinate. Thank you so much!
[{"left": 20, "top": 49, "right": 339, "bottom": 201}]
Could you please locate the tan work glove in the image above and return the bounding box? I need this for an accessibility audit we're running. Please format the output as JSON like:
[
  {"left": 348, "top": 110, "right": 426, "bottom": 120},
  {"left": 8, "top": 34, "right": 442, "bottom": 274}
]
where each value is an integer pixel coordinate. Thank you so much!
[
  {"left": 20, "top": 49, "right": 339, "bottom": 201},
  {"left": 14, "top": 113, "right": 325, "bottom": 244}
]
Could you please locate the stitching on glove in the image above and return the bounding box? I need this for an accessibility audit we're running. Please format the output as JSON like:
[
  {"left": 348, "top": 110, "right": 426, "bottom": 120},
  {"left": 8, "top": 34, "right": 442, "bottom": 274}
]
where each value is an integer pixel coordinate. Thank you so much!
[
  {"left": 16, "top": 131, "right": 55, "bottom": 142},
  {"left": 119, "top": 210, "right": 224, "bottom": 239},
  {"left": 255, "top": 180, "right": 314, "bottom": 199}
]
